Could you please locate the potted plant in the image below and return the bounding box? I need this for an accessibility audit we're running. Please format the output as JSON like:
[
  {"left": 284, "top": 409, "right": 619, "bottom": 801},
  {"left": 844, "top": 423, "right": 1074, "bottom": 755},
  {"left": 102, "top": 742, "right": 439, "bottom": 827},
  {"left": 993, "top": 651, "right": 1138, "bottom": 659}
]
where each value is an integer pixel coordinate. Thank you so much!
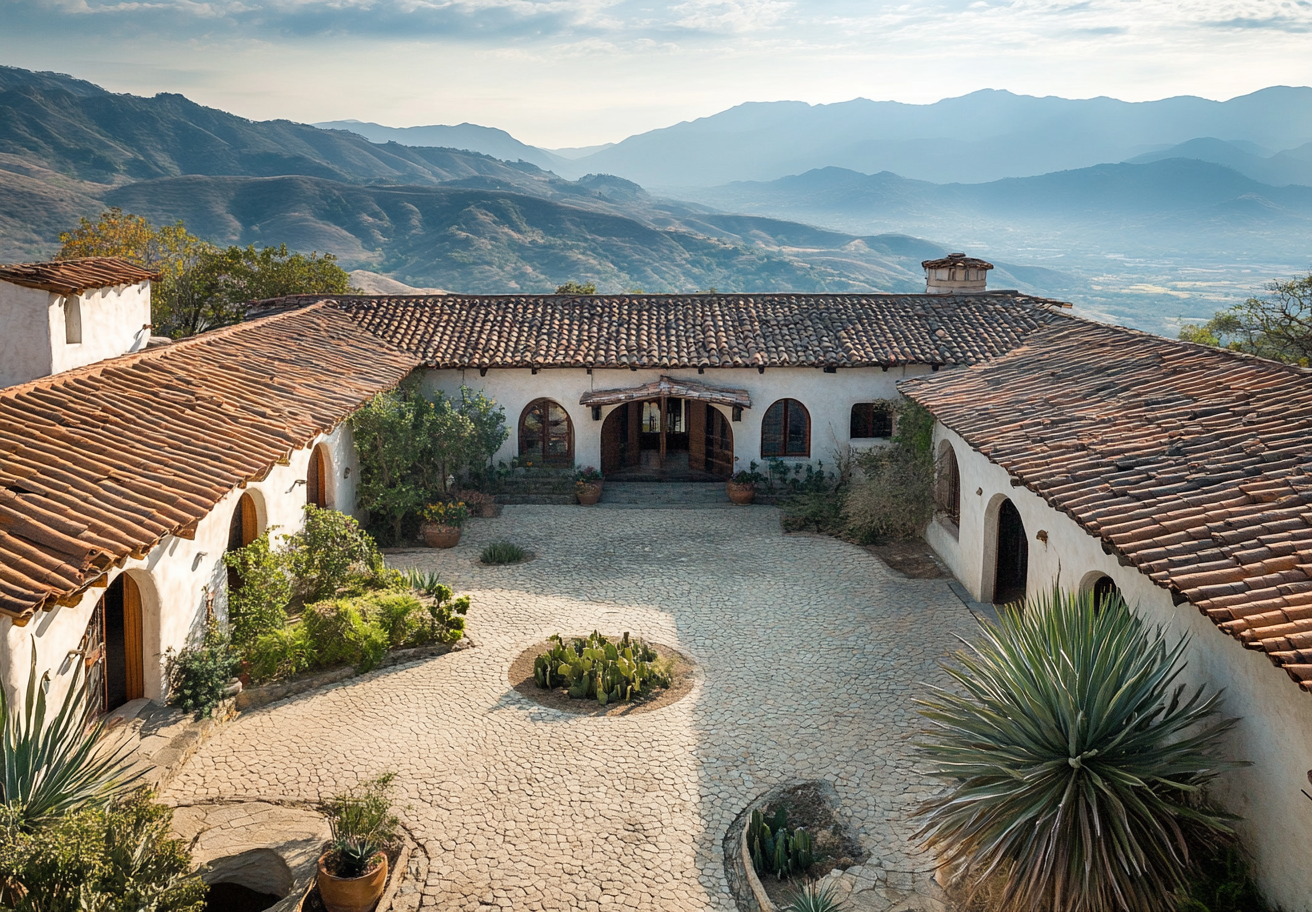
[
  {"left": 317, "top": 774, "right": 400, "bottom": 912},
  {"left": 726, "top": 463, "right": 763, "bottom": 505},
  {"left": 420, "top": 501, "right": 468, "bottom": 548},
  {"left": 575, "top": 466, "right": 604, "bottom": 505}
]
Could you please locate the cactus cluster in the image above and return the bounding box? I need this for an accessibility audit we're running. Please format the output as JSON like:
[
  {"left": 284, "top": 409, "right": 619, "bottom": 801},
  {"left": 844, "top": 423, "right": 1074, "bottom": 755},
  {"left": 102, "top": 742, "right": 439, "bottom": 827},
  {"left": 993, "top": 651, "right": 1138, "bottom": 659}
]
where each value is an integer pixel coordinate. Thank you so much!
[
  {"left": 532, "top": 631, "right": 671, "bottom": 706},
  {"left": 748, "top": 807, "right": 815, "bottom": 880}
]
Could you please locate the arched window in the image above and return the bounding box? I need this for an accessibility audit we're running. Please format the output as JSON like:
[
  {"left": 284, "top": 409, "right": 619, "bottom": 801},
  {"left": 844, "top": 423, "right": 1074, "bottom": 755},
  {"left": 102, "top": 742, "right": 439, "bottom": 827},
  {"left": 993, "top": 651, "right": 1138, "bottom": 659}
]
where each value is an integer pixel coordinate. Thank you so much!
[
  {"left": 762, "top": 399, "right": 810, "bottom": 457},
  {"left": 519, "top": 399, "right": 574, "bottom": 466},
  {"left": 936, "top": 442, "right": 961, "bottom": 524},
  {"left": 1091, "top": 575, "right": 1123, "bottom": 614},
  {"left": 850, "top": 403, "right": 893, "bottom": 439},
  {"left": 64, "top": 296, "right": 82, "bottom": 345}
]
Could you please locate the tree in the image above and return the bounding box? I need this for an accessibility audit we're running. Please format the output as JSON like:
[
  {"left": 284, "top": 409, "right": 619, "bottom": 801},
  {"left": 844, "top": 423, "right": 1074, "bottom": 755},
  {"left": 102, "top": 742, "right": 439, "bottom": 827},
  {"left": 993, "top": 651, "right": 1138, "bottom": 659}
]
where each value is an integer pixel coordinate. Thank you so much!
[
  {"left": 555, "top": 281, "right": 596, "bottom": 294},
  {"left": 350, "top": 388, "right": 428, "bottom": 545},
  {"left": 57, "top": 210, "right": 352, "bottom": 338},
  {"left": 419, "top": 394, "right": 477, "bottom": 496},
  {"left": 457, "top": 385, "right": 510, "bottom": 470},
  {"left": 1178, "top": 271, "right": 1312, "bottom": 365}
]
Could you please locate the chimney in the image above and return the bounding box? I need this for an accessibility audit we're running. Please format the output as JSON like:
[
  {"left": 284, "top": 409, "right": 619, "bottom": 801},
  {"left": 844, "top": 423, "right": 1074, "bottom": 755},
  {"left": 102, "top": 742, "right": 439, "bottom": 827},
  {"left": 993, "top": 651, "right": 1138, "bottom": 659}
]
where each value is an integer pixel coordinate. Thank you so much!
[{"left": 922, "top": 253, "right": 993, "bottom": 294}]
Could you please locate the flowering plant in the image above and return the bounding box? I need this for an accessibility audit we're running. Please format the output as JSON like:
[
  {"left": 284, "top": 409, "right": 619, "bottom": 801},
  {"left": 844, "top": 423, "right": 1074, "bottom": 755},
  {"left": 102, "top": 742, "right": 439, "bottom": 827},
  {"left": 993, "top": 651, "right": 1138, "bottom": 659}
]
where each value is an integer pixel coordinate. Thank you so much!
[
  {"left": 421, "top": 501, "right": 469, "bottom": 529},
  {"left": 575, "top": 466, "right": 603, "bottom": 484},
  {"left": 730, "top": 460, "right": 764, "bottom": 486}
]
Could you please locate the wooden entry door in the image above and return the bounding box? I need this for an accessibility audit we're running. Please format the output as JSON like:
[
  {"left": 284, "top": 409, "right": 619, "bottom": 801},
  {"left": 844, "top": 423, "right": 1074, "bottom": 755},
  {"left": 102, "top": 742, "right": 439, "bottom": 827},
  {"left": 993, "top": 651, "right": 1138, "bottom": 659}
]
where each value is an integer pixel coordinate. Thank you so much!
[
  {"left": 307, "top": 446, "right": 328, "bottom": 508},
  {"left": 600, "top": 404, "right": 643, "bottom": 476},
  {"left": 86, "top": 575, "right": 145, "bottom": 717},
  {"left": 994, "top": 500, "right": 1029, "bottom": 606},
  {"left": 705, "top": 407, "right": 734, "bottom": 478}
]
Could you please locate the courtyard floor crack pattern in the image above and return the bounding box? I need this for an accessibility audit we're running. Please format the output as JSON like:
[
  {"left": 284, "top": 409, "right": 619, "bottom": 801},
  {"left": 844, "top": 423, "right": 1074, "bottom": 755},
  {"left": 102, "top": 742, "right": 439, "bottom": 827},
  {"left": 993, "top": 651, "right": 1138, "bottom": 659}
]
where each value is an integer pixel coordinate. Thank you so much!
[{"left": 165, "top": 505, "right": 978, "bottom": 911}]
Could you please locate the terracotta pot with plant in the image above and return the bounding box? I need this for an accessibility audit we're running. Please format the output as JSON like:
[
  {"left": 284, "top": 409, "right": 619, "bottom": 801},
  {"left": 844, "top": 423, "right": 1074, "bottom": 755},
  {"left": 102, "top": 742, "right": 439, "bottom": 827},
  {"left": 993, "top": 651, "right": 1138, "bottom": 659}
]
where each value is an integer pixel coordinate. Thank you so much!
[
  {"left": 317, "top": 774, "right": 399, "bottom": 912},
  {"left": 575, "top": 466, "right": 604, "bottom": 505},
  {"left": 420, "top": 501, "right": 469, "bottom": 548},
  {"left": 726, "top": 463, "right": 763, "bottom": 505}
]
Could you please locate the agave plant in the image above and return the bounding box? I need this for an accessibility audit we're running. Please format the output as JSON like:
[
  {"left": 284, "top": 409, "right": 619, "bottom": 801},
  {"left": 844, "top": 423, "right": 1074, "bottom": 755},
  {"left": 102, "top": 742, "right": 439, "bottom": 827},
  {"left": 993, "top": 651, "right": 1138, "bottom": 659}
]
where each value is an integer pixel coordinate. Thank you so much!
[
  {"left": 914, "top": 588, "right": 1244, "bottom": 912},
  {"left": 1, "top": 644, "right": 138, "bottom": 829},
  {"left": 783, "top": 882, "right": 848, "bottom": 912}
]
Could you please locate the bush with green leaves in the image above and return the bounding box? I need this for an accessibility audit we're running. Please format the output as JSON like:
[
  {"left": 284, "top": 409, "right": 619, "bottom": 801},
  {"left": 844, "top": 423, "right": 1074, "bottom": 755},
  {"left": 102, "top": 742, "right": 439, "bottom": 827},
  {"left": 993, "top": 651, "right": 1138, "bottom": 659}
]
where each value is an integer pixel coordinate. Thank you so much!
[
  {"left": 783, "top": 882, "right": 848, "bottom": 912},
  {"left": 165, "top": 620, "right": 240, "bottom": 718},
  {"left": 365, "top": 591, "right": 427, "bottom": 648},
  {"left": 319, "top": 773, "right": 401, "bottom": 879},
  {"left": 480, "top": 541, "right": 526, "bottom": 565},
  {"left": 842, "top": 400, "right": 935, "bottom": 543},
  {"left": 0, "top": 791, "right": 205, "bottom": 912},
  {"left": 222, "top": 531, "right": 292, "bottom": 645},
  {"left": 1177, "top": 841, "right": 1272, "bottom": 912},
  {"left": 301, "top": 598, "right": 390, "bottom": 673},
  {"left": 1, "top": 645, "right": 136, "bottom": 830},
  {"left": 244, "top": 625, "right": 316, "bottom": 684},
  {"left": 284, "top": 505, "right": 383, "bottom": 602},
  {"left": 533, "top": 631, "right": 670, "bottom": 706},
  {"left": 747, "top": 807, "right": 814, "bottom": 880},
  {"left": 914, "top": 588, "right": 1243, "bottom": 912}
]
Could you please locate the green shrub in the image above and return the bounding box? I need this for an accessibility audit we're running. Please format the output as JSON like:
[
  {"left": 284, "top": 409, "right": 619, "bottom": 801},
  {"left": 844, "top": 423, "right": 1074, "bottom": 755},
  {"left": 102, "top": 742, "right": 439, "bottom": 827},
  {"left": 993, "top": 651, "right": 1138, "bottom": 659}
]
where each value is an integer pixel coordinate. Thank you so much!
[
  {"left": 480, "top": 540, "right": 526, "bottom": 564},
  {"left": 222, "top": 532, "right": 292, "bottom": 645},
  {"left": 402, "top": 568, "right": 445, "bottom": 598},
  {"left": 301, "top": 599, "right": 389, "bottom": 672},
  {"left": 1, "top": 645, "right": 136, "bottom": 829},
  {"left": 0, "top": 791, "right": 205, "bottom": 912},
  {"left": 914, "top": 588, "right": 1243, "bottom": 912},
  {"left": 244, "top": 625, "right": 316, "bottom": 684},
  {"left": 747, "top": 807, "right": 814, "bottom": 880},
  {"left": 165, "top": 621, "right": 240, "bottom": 718},
  {"left": 843, "top": 444, "right": 932, "bottom": 543},
  {"left": 533, "top": 631, "right": 670, "bottom": 706},
  {"left": 362, "top": 591, "right": 425, "bottom": 647},
  {"left": 1177, "top": 841, "right": 1272, "bottom": 912},
  {"left": 284, "top": 505, "right": 382, "bottom": 603},
  {"left": 780, "top": 491, "right": 845, "bottom": 533},
  {"left": 784, "top": 882, "right": 847, "bottom": 912}
]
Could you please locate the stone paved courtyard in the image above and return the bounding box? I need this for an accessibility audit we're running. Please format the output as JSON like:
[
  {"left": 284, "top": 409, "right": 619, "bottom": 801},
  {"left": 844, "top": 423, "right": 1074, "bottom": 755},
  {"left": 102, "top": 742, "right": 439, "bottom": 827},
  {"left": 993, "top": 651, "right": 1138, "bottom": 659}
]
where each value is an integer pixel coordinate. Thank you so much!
[{"left": 166, "top": 505, "right": 982, "bottom": 911}]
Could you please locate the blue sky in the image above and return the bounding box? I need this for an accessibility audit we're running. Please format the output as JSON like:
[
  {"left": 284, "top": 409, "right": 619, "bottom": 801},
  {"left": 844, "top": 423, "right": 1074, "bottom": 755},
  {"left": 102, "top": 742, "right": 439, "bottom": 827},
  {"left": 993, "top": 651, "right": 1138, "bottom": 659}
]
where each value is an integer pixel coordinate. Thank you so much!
[{"left": 3, "top": 0, "right": 1310, "bottom": 147}]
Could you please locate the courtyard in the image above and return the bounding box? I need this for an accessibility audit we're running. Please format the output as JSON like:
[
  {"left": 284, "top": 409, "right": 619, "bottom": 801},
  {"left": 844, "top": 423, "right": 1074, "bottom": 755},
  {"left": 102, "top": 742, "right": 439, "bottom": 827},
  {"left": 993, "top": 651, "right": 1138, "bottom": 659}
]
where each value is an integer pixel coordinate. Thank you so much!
[{"left": 165, "top": 505, "right": 984, "bottom": 911}]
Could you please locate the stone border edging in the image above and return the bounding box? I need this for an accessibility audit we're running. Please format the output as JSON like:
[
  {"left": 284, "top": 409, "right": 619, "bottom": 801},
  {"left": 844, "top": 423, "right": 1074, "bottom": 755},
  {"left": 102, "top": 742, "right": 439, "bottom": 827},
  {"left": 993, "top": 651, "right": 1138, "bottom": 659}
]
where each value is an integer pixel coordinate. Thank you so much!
[{"left": 236, "top": 638, "right": 473, "bottom": 711}]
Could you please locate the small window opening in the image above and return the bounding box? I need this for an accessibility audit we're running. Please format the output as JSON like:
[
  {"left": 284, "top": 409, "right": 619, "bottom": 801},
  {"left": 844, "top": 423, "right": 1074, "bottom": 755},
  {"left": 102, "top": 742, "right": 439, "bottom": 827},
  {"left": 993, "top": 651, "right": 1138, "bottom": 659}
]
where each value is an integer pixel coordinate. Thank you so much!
[
  {"left": 64, "top": 296, "right": 82, "bottom": 345},
  {"left": 850, "top": 403, "right": 893, "bottom": 439}
]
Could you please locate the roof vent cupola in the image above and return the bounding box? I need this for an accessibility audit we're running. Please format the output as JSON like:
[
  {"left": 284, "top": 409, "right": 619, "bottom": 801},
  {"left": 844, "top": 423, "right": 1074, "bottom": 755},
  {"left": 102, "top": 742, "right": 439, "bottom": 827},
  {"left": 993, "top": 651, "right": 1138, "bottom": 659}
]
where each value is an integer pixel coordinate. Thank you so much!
[{"left": 922, "top": 253, "right": 993, "bottom": 295}]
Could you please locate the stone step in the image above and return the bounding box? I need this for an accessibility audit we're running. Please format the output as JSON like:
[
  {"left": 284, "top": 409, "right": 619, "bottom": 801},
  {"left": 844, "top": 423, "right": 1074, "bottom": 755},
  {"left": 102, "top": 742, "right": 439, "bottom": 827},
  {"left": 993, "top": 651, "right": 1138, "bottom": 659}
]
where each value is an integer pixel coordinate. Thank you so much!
[{"left": 599, "top": 482, "right": 734, "bottom": 507}]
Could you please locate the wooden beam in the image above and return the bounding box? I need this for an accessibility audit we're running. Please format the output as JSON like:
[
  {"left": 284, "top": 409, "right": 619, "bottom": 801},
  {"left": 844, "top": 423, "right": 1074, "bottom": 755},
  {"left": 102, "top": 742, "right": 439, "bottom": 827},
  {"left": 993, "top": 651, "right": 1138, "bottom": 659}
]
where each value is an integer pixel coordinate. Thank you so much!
[
  {"left": 175, "top": 519, "right": 200, "bottom": 541},
  {"left": 659, "top": 395, "right": 667, "bottom": 467}
]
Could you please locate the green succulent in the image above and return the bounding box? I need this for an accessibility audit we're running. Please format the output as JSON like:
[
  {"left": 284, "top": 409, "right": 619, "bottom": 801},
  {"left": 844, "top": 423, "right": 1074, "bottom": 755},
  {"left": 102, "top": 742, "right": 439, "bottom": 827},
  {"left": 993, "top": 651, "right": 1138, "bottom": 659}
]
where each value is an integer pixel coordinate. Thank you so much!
[
  {"left": 914, "top": 587, "right": 1244, "bottom": 912},
  {"left": 784, "top": 882, "right": 848, "bottom": 912},
  {"left": 531, "top": 632, "right": 670, "bottom": 704}
]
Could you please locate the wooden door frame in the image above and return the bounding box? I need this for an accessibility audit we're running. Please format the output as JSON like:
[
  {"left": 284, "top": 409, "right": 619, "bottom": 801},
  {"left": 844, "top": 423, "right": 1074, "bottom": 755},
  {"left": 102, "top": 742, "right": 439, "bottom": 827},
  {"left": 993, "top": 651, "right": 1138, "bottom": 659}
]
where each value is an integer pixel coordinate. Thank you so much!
[{"left": 121, "top": 574, "right": 145, "bottom": 702}]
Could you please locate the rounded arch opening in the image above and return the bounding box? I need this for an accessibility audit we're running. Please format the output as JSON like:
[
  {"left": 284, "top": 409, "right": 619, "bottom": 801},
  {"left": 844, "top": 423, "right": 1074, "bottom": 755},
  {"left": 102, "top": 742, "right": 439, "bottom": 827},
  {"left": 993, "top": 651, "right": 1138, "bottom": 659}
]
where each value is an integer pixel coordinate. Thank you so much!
[
  {"left": 935, "top": 440, "right": 961, "bottom": 525},
  {"left": 1080, "top": 571, "right": 1124, "bottom": 614},
  {"left": 64, "top": 295, "right": 82, "bottom": 345},
  {"left": 518, "top": 398, "right": 574, "bottom": 467},
  {"left": 983, "top": 495, "right": 1028, "bottom": 607},
  {"left": 307, "top": 442, "right": 332, "bottom": 509},
  {"left": 82, "top": 571, "right": 150, "bottom": 716},
  {"left": 762, "top": 398, "right": 810, "bottom": 458},
  {"left": 226, "top": 490, "right": 265, "bottom": 597}
]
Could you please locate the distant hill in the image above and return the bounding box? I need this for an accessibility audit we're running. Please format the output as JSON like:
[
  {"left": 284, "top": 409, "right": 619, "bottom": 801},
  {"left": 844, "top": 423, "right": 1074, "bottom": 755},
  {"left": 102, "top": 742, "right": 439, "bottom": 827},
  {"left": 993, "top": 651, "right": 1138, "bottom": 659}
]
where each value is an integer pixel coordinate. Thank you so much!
[
  {"left": 546, "top": 88, "right": 1312, "bottom": 187},
  {"left": 1126, "top": 137, "right": 1312, "bottom": 187},
  {"left": 694, "top": 159, "right": 1312, "bottom": 259},
  {"left": 313, "top": 119, "right": 565, "bottom": 172}
]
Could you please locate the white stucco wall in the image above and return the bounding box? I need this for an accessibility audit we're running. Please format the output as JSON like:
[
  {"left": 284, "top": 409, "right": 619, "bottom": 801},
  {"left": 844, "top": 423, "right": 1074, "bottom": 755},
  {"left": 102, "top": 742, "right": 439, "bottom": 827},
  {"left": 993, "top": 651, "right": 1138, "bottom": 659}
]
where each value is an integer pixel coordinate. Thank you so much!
[
  {"left": 0, "top": 422, "right": 360, "bottom": 714},
  {"left": 925, "top": 423, "right": 1312, "bottom": 911},
  {"left": 0, "top": 282, "right": 55, "bottom": 387},
  {"left": 0, "top": 279, "right": 152, "bottom": 388},
  {"left": 421, "top": 365, "right": 936, "bottom": 473}
]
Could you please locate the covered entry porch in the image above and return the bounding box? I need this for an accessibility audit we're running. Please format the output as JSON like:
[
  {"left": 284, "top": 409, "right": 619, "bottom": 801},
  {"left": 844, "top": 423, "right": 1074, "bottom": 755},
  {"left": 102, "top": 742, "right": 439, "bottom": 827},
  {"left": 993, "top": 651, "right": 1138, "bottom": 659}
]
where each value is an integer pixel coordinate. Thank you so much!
[{"left": 581, "top": 377, "right": 747, "bottom": 482}]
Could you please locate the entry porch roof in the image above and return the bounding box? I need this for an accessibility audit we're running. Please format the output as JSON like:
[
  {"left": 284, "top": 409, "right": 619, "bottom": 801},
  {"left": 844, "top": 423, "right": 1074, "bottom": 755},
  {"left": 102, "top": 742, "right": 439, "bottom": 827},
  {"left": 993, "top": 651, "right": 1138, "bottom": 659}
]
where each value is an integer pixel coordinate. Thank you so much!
[{"left": 579, "top": 375, "right": 751, "bottom": 410}]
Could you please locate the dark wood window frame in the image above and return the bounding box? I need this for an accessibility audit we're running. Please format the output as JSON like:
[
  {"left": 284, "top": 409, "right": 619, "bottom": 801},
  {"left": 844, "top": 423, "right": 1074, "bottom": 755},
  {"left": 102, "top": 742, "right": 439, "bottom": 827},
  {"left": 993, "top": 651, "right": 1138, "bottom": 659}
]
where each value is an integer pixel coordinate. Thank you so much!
[
  {"left": 761, "top": 399, "right": 811, "bottom": 457},
  {"left": 850, "top": 403, "right": 894, "bottom": 439},
  {"left": 518, "top": 398, "right": 575, "bottom": 467},
  {"left": 936, "top": 444, "right": 961, "bottom": 525}
]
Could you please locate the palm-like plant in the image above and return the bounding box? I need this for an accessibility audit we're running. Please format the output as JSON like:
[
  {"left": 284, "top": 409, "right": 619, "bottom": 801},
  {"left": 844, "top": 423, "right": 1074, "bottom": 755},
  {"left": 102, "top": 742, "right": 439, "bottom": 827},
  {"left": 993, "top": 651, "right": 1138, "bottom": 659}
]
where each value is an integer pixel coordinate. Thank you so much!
[
  {"left": 1, "top": 644, "right": 138, "bottom": 828},
  {"left": 914, "top": 588, "right": 1244, "bottom": 912}
]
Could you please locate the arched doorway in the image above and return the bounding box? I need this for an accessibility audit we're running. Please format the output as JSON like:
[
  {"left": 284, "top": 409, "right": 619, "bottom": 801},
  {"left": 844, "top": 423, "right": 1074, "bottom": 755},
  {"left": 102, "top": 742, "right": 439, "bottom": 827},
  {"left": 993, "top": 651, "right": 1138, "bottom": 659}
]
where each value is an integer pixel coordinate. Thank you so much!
[
  {"left": 81, "top": 574, "right": 144, "bottom": 717},
  {"left": 227, "top": 492, "right": 261, "bottom": 592},
  {"left": 600, "top": 400, "right": 733, "bottom": 480},
  {"left": 1091, "top": 575, "right": 1123, "bottom": 613},
  {"left": 307, "top": 444, "right": 330, "bottom": 508},
  {"left": 518, "top": 399, "right": 574, "bottom": 467},
  {"left": 993, "top": 498, "right": 1029, "bottom": 606}
]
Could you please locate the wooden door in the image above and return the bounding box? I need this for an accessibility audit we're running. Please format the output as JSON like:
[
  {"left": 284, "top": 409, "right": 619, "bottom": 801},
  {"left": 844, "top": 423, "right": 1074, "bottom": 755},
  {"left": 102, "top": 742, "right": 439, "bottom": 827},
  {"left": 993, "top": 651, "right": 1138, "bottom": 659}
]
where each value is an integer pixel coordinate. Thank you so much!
[
  {"left": 307, "top": 446, "right": 328, "bottom": 508},
  {"left": 706, "top": 408, "right": 734, "bottom": 478},
  {"left": 601, "top": 408, "right": 624, "bottom": 476},
  {"left": 80, "top": 596, "right": 107, "bottom": 719},
  {"left": 99, "top": 575, "right": 144, "bottom": 715},
  {"left": 688, "top": 401, "right": 707, "bottom": 471},
  {"left": 625, "top": 402, "right": 641, "bottom": 467}
]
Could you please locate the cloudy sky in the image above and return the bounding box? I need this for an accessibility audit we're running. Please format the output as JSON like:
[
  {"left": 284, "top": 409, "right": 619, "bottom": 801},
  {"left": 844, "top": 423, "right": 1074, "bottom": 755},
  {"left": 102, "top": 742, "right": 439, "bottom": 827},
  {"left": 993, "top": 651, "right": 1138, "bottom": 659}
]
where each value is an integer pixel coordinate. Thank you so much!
[{"left": 2, "top": 0, "right": 1310, "bottom": 148}]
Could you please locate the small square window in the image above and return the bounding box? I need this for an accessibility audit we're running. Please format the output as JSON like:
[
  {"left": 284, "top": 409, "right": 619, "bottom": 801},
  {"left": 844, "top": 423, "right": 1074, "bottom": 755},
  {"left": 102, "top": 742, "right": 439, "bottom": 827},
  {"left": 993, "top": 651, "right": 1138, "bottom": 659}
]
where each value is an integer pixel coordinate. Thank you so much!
[{"left": 850, "top": 403, "right": 892, "bottom": 439}]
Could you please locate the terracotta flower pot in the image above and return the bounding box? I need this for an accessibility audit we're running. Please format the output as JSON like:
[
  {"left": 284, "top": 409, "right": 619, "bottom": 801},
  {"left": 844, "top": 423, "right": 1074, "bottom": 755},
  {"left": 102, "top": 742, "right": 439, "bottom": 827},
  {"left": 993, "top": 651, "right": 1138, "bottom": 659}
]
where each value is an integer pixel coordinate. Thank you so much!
[
  {"left": 317, "top": 851, "right": 388, "bottom": 912},
  {"left": 725, "top": 481, "right": 756, "bottom": 505},
  {"left": 421, "top": 523, "right": 461, "bottom": 548},
  {"left": 576, "top": 482, "right": 603, "bottom": 505}
]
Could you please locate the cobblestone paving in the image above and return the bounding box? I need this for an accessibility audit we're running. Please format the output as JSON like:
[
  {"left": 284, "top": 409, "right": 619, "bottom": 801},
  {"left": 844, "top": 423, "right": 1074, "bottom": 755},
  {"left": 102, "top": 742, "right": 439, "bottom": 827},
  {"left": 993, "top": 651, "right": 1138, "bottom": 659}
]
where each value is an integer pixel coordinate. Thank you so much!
[{"left": 166, "top": 506, "right": 980, "bottom": 911}]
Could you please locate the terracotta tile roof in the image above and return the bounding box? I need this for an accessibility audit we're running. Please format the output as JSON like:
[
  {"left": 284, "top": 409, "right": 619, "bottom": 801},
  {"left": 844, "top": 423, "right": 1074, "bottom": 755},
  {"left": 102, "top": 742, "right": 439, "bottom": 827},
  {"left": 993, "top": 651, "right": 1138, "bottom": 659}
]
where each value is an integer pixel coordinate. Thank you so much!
[
  {"left": 900, "top": 320, "right": 1312, "bottom": 694},
  {"left": 580, "top": 376, "right": 752, "bottom": 410},
  {"left": 311, "top": 292, "right": 1069, "bottom": 370},
  {"left": 921, "top": 253, "right": 994, "bottom": 271},
  {"left": 0, "top": 258, "right": 160, "bottom": 295},
  {"left": 0, "top": 304, "right": 419, "bottom": 620}
]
